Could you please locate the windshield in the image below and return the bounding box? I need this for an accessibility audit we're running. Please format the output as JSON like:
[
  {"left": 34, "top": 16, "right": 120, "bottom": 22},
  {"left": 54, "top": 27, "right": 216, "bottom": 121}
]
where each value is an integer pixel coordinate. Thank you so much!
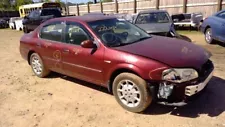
[
  {"left": 88, "top": 18, "right": 151, "bottom": 47},
  {"left": 136, "top": 12, "right": 170, "bottom": 24},
  {"left": 41, "top": 9, "right": 61, "bottom": 17}
]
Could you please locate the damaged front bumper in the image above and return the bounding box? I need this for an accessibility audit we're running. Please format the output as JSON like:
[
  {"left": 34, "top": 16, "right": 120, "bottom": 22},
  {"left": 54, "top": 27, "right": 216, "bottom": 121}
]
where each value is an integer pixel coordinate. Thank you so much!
[
  {"left": 185, "top": 71, "right": 213, "bottom": 96},
  {"left": 148, "top": 66, "right": 214, "bottom": 106}
]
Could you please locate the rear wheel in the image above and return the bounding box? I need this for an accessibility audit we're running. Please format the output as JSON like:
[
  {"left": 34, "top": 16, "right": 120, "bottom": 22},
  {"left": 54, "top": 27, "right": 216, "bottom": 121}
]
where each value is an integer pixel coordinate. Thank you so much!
[
  {"left": 30, "top": 53, "right": 50, "bottom": 78},
  {"left": 205, "top": 28, "right": 214, "bottom": 44},
  {"left": 112, "top": 73, "right": 152, "bottom": 113}
]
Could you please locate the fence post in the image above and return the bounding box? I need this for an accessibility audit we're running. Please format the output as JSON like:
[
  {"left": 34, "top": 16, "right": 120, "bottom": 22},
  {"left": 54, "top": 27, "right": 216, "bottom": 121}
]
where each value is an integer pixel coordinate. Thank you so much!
[
  {"left": 217, "top": 0, "right": 222, "bottom": 11},
  {"left": 133, "top": 0, "right": 137, "bottom": 13},
  {"left": 156, "top": 0, "right": 160, "bottom": 10},
  {"left": 87, "top": 3, "right": 90, "bottom": 13},
  {"left": 100, "top": 2, "right": 103, "bottom": 13},
  {"left": 76, "top": 4, "right": 80, "bottom": 16},
  {"left": 183, "top": 0, "right": 187, "bottom": 13},
  {"left": 115, "top": 0, "right": 118, "bottom": 13}
]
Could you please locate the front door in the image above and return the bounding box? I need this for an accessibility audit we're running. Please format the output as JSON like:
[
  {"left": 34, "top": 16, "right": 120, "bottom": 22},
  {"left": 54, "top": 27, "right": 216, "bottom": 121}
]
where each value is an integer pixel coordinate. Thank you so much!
[
  {"left": 62, "top": 22, "right": 104, "bottom": 84},
  {"left": 38, "top": 21, "right": 66, "bottom": 73},
  {"left": 31, "top": 10, "right": 41, "bottom": 31}
]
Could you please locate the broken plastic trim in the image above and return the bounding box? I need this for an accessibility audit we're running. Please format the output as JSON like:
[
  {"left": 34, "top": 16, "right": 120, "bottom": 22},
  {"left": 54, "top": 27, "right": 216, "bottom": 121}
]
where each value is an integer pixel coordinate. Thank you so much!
[{"left": 157, "top": 82, "right": 174, "bottom": 99}]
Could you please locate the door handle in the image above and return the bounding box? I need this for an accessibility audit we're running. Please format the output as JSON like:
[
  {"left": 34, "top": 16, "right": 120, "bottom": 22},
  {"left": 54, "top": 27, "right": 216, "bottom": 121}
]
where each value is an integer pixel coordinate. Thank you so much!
[
  {"left": 62, "top": 49, "right": 69, "bottom": 53},
  {"left": 36, "top": 43, "right": 41, "bottom": 47}
]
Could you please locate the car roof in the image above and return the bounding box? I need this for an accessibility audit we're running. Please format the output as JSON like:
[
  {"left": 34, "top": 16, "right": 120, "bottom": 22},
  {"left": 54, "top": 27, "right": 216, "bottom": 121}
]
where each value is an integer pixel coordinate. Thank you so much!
[
  {"left": 52, "top": 15, "right": 117, "bottom": 23},
  {"left": 213, "top": 9, "right": 225, "bottom": 16},
  {"left": 83, "top": 12, "right": 105, "bottom": 16},
  {"left": 138, "top": 9, "right": 168, "bottom": 14}
]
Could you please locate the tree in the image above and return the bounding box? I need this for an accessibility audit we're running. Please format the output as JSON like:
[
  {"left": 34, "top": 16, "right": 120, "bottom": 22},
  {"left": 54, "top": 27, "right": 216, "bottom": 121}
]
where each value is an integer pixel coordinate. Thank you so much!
[
  {"left": 102, "top": 0, "right": 113, "bottom": 2},
  {"left": 15, "top": 0, "right": 32, "bottom": 10},
  {"left": 0, "top": 0, "right": 11, "bottom": 10},
  {"left": 41, "top": 0, "right": 51, "bottom": 2},
  {"left": 88, "top": 1, "right": 94, "bottom": 4}
]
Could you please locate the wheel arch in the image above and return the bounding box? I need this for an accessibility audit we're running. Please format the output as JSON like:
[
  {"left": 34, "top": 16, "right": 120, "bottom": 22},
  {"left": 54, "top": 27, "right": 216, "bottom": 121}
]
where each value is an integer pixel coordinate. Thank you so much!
[
  {"left": 107, "top": 65, "right": 144, "bottom": 94},
  {"left": 204, "top": 25, "right": 211, "bottom": 33},
  {"left": 27, "top": 50, "right": 36, "bottom": 65}
]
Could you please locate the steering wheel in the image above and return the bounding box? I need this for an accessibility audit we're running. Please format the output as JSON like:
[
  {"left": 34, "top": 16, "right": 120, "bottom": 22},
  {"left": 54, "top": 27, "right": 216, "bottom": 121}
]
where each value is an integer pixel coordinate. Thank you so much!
[
  {"left": 101, "top": 32, "right": 121, "bottom": 46},
  {"left": 121, "top": 32, "right": 128, "bottom": 38}
]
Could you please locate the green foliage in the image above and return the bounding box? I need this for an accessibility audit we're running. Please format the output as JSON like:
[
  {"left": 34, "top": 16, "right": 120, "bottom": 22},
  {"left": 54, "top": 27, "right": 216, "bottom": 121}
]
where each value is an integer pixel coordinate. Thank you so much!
[
  {"left": 15, "top": 0, "right": 33, "bottom": 10},
  {"left": 0, "top": 0, "right": 12, "bottom": 11},
  {"left": 40, "top": 0, "right": 51, "bottom": 2},
  {"left": 55, "top": 0, "right": 65, "bottom": 8},
  {"left": 101, "top": 0, "right": 113, "bottom": 2},
  {"left": 87, "top": 1, "right": 94, "bottom": 4},
  {"left": 55, "top": 0, "right": 61, "bottom": 3}
]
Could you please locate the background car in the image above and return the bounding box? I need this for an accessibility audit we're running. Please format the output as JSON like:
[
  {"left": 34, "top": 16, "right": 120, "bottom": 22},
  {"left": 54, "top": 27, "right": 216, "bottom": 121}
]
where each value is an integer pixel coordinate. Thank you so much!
[
  {"left": 201, "top": 9, "right": 225, "bottom": 44},
  {"left": 83, "top": 12, "right": 106, "bottom": 16},
  {"left": 0, "top": 18, "right": 7, "bottom": 28},
  {"left": 9, "top": 17, "right": 22, "bottom": 30},
  {"left": 132, "top": 10, "right": 179, "bottom": 38},
  {"left": 172, "top": 12, "right": 203, "bottom": 30},
  {"left": 23, "top": 8, "right": 62, "bottom": 33}
]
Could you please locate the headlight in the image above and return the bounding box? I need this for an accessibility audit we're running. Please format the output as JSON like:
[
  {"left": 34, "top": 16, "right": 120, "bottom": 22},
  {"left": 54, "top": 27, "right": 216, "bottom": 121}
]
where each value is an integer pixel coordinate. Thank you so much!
[{"left": 162, "top": 68, "right": 198, "bottom": 83}]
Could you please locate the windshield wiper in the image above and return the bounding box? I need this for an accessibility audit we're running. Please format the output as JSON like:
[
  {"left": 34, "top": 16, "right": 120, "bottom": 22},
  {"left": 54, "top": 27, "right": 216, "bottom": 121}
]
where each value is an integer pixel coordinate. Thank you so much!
[
  {"left": 110, "top": 36, "right": 151, "bottom": 47},
  {"left": 138, "top": 36, "right": 151, "bottom": 41}
]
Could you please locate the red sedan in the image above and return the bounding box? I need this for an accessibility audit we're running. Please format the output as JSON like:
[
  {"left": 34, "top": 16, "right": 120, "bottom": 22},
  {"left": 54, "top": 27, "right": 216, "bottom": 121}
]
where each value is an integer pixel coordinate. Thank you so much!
[{"left": 20, "top": 16, "right": 214, "bottom": 113}]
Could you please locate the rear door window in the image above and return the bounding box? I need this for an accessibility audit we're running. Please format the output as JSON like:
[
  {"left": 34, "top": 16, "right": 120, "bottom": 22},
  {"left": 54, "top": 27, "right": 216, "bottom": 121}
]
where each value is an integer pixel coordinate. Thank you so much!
[{"left": 40, "top": 22, "right": 65, "bottom": 42}]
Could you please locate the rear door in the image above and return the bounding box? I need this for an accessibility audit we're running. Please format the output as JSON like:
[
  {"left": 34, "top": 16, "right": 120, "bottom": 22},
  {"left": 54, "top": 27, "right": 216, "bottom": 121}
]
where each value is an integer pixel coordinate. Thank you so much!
[
  {"left": 26, "top": 11, "right": 35, "bottom": 30},
  {"left": 38, "top": 21, "right": 66, "bottom": 73},
  {"left": 61, "top": 21, "right": 104, "bottom": 84}
]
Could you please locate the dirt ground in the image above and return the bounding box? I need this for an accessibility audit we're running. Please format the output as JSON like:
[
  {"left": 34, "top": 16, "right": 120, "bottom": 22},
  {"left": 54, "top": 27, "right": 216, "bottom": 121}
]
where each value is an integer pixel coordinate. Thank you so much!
[{"left": 0, "top": 29, "right": 225, "bottom": 127}]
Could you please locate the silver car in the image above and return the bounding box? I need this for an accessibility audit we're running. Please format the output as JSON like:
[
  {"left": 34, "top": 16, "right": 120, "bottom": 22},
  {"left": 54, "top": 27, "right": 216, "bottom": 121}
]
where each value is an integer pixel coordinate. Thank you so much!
[{"left": 133, "top": 10, "right": 178, "bottom": 37}]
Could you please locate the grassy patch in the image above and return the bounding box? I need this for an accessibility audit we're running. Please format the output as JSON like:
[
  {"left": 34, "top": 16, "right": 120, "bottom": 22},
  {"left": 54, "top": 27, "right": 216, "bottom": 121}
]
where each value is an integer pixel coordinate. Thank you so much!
[{"left": 177, "top": 30, "right": 202, "bottom": 35}]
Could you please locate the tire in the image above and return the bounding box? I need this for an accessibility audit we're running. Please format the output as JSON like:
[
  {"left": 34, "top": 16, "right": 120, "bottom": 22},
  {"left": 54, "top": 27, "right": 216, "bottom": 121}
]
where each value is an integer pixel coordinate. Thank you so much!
[
  {"left": 30, "top": 53, "right": 50, "bottom": 78},
  {"left": 23, "top": 26, "right": 29, "bottom": 33},
  {"left": 205, "top": 28, "right": 214, "bottom": 44},
  {"left": 112, "top": 73, "right": 152, "bottom": 113}
]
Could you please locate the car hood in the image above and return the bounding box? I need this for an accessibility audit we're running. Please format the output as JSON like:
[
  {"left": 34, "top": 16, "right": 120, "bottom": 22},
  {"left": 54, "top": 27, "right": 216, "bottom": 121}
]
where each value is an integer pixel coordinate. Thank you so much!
[
  {"left": 114, "top": 36, "right": 210, "bottom": 69},
  {"left": 136, "top": 23, "right": 172, "bottom": 33}
]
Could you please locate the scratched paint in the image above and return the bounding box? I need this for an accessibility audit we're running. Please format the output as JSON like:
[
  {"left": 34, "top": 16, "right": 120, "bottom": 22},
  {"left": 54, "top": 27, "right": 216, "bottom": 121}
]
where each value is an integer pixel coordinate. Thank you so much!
[
  {"left": 44, "top": 42, "right": 52, "bottom": 48},
  {"left": 53, "top": 50, "right": 62, "bottom": 69},
  {"left": 53, "top": 50, "right": 61, "bottom": 60},
  {"left": 72, "top": 48, "right": 82, "bottom": 55}
]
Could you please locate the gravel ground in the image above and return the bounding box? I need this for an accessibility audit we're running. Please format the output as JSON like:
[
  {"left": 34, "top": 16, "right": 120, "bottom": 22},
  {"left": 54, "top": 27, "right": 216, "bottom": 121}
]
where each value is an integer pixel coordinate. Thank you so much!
[{"left": 0, "top": 29, "right": 225, "bottom": 127}]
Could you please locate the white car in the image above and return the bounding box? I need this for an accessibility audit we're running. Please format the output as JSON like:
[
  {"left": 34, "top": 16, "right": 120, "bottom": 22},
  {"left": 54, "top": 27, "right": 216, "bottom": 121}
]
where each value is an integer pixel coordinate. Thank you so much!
[{"left": 9, "top": 17, "right": 22, "bottom": 30}]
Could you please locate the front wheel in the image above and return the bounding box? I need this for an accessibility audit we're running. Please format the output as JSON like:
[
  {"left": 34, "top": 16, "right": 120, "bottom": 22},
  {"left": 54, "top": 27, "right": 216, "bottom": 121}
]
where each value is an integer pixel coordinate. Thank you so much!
[
  {"left": 112, "top": 73, "right": 152, "bottom": 113},
  {"left": 205, "top": 28, "right": 214, "bottom": 44},
  {"left": 30, "top": 53, "right": 50, "bottom": 78},
  {"left": 23, "top": 26, "right": 29, "bottom": 33}
]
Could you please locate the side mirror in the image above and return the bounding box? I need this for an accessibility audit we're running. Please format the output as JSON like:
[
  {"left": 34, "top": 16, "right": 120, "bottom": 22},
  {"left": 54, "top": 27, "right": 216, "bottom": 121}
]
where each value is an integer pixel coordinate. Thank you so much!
[{"left": 81, "top": 40, "right": 95, "bottom": 48}]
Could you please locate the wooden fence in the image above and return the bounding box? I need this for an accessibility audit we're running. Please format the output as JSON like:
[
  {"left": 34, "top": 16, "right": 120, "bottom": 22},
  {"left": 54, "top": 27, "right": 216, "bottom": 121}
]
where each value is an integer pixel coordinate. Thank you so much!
[{"left": 69, "top": 0, "right": 225, "bottom": 17}]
